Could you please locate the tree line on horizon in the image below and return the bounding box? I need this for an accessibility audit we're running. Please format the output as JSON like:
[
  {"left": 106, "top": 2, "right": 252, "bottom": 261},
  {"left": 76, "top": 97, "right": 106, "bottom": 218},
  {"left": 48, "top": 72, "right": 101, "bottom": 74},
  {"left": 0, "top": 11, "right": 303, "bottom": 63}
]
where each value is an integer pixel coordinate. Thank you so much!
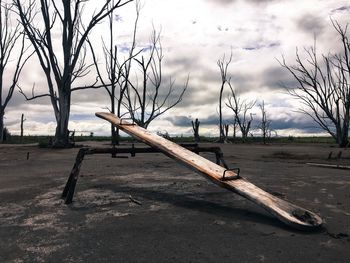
[{"left": 0, "top": 0, "right": 349, "bottom": 148}]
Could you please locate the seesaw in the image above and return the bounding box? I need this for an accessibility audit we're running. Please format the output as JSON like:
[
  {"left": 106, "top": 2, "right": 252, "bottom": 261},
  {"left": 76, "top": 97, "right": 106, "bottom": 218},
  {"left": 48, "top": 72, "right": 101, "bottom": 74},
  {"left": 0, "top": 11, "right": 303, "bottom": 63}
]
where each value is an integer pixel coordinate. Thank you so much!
[{"left": 62, "top": 112, "right": 323, "bottom": 230}]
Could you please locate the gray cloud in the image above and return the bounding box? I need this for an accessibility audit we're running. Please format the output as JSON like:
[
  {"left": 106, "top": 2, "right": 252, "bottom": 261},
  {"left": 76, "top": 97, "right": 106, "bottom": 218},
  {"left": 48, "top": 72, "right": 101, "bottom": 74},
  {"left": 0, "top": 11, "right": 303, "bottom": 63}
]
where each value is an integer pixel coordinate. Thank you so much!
[
  {"left": 269, "top": 117, "right": 320, "bottom": 133},
  {"left": 167, "top": 114, "right": 231, "bottom": 127},
  {"left": 70, "top": 113, "right": 96, "bottom": 121},
  {"left": 296, "top": 14, "right": 326, "bottom": 36},
  {"left": 243, "top": 41, "right": 280, "bottom": 51},
  {"left": 331, "top": 6, "right": 350, "bottom": 14},
  {"left": 208, "top": 0, "right": 280, "bottom": 5},
  {"left": 167, "top": 113, "right": 322, "bottom": 134},
  {"left": 262, "top": 66, "right": 299, "bottom": 90},
  {"left": 208, "top": 0, "right": 236, "bottom": 5}
]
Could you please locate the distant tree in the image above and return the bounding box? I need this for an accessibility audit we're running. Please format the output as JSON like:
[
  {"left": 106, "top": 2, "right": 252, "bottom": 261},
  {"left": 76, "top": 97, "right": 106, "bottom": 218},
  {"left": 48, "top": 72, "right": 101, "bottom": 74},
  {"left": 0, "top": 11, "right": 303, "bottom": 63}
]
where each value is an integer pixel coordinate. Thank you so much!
[
  {"left": 258, "top": 101, "right": 271, "bottom": 144},
  {"left": 232, "top": 118, "right": 238, "bottom": 141},
  {"left": 0, "top": 1, "right": 30, "bottom": 143},
  {"left": 123, "top": 29, "right": 188, "bottom": 128},
  {"left": 226, "top": 84, "right": 256, "bottom": 141},
  {"left": 89, "top": 0, "right": 141, "bottom": 145},
  {"left": 217, "top": 53, "right": 232, "bottom": 142},
  {"left": 14, "top": 0, "right": 133, "bottom": 147},
  {"left": 280, "top": 21, "right": 350, "bottom": 147}
]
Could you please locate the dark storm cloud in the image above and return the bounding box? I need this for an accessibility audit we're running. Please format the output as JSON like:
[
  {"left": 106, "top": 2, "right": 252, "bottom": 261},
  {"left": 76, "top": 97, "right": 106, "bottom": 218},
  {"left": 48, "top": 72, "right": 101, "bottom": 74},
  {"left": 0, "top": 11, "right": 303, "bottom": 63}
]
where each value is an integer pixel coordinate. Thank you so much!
[
  {"left": 262, "top": 66, "right": 299, "bottom": 90},
  {"left": 167, "top": 115, "right": 192, "bottom": 127},
  {"left": 269, "top": 117, "right": 321, "bottom": 133},
  {"left": 208, "top": 0, "right": 279, "bottom": 5},
  {"left": 168, "top": 114, "right": 322, "bottom": 134},
  {"left": 331, "top": 6, "right": 350, "bottom": 14},
  {"left": 173, "top": 69, "right": 258, "bottom": 110},
  {"left": 197, "top": 69, "right": 256, "bottom": 92},
  {"left": 3, "top": 119, "right": 19, "bottom": 127},
  {"left": 296, "top": 14, "right": 326, "bottom": 36},
  {"left": 166, "top": 56, "right": 197, "bottom": 69},
  {"left": 208, "top": 0, "right": 236, "bottom": 5},
  {"left": 6, "top": 92, "right": 53, "bottom": 109},
  {"left": 70, "top": 114, "right": 95, "bottom": 121},
  {"left": 164, "top": 82, "right": 213, "bottom": 109},
  {"left": 167, "top": 114, "right": 231, "bottom": 127},
  {"left": 243, "top": 41, "right": 280, "bottom": 51}
]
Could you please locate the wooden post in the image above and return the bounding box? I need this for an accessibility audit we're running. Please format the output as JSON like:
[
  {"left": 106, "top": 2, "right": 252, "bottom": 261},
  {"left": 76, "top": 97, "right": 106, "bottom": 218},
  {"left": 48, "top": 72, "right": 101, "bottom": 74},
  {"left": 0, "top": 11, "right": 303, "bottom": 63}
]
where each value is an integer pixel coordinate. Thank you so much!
[
  {"left": 61, "top": 148, "right": 88, "bottom": 204},
  {"left": 20, "top": 113, "right": 25, "bottom": 143}
]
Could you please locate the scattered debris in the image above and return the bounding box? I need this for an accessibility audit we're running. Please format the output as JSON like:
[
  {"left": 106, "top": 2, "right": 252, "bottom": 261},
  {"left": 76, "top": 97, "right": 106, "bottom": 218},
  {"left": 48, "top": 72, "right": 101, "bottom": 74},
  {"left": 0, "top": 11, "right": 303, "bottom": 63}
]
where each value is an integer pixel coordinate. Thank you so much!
[
  {"left": 327, "top": 151, "right": 333, "bottom": 160},
  {"left": 129, "top": 195, "right": 142, "bottom": 205},
  {"left": 212, "top": 220, "right": 226, "bottom": 225},
  {"left": 326, "top": 231, "right": 349, "bottom": 240},
  {"left": 307, "top": 163, "right": 350, "bottom": 170},
  {"left": 261, "top": 232, "right": 276, "bottom": 236}
]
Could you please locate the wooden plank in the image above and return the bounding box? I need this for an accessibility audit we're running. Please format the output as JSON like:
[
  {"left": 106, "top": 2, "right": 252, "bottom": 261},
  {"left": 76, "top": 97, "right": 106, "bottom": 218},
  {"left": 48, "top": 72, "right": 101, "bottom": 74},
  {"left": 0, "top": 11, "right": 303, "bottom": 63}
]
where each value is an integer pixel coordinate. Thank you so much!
[{"left": 96, "top": 112, "right": 323, "bottom": 230}]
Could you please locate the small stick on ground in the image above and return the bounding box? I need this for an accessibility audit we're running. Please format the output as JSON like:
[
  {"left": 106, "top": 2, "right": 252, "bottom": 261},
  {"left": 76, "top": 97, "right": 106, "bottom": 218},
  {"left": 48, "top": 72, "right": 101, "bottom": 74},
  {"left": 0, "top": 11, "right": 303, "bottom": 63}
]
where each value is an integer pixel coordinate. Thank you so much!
[
  {"left": 129, "top": 195, "right": 142, "bottom": 205},
  {"left": 306, "top": 162, "right": 350, "bottom": 170}
]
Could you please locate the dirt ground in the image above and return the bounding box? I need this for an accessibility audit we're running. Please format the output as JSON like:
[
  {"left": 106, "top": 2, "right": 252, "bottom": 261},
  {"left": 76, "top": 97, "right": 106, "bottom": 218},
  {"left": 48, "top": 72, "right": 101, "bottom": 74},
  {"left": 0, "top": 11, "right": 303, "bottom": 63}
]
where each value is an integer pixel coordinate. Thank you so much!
[{"left": 0, "top": 141, "right": 349, "bottom": 262}]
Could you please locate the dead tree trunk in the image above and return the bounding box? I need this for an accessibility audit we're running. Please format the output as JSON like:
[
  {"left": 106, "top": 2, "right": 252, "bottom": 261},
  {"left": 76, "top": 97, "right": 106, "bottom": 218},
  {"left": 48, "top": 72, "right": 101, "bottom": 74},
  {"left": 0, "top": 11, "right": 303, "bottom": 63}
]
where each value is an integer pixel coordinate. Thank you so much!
[
  {"left": 0, "top": 109, "right": 4, "bottom": 143},
  {"left": 53, "top": 89, "right": 71, "bottom": 147},
  {"left": 0, "top": 1, "right": 29, "bottom": 144},
  {"left": 226, "top": 83, "right": 256, "bottom": 142},
  {"left": 15, "top": 0, "right": 134, "bottom": 148},
  {"left": 20, "top": 113, "right": 25, "bottom": 142},
  {"left": 232, "top": 118, "right": 237, "bottom": 142},
  {"left": 191, "top": 118, "right": 200, "bottom": 142},
  {"left": 217, "top": 53, "right": 232, "bottom": 143},
  {"left": 259, "top": 101, "right": 271, "bottom": 145},
  {"left": 224, "top": 124, "right": 229, "bottom": 140}
]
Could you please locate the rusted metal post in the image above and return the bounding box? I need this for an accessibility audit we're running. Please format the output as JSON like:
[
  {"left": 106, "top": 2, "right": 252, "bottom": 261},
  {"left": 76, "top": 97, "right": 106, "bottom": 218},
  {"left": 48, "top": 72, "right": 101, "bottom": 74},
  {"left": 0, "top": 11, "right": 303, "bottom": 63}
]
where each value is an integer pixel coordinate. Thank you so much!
[{"left": 62, "top": 144, "right": 232, "bottom": 203}]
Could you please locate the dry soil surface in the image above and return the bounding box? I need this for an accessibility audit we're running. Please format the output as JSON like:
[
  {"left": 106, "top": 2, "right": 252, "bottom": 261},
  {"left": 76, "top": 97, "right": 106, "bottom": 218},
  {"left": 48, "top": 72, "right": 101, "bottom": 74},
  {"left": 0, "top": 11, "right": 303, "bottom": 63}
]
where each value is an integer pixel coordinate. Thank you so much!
[{"left": 0, "top": 142, "right": 349, "bottom": 262}]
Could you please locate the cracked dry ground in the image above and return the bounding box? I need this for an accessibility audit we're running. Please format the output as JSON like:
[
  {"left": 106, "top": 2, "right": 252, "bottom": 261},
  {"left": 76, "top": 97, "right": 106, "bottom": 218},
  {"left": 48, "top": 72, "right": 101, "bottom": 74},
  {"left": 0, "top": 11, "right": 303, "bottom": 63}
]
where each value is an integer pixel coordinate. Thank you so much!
[{"left": 0, "top": 142, "right": 349, "bottom": 262}]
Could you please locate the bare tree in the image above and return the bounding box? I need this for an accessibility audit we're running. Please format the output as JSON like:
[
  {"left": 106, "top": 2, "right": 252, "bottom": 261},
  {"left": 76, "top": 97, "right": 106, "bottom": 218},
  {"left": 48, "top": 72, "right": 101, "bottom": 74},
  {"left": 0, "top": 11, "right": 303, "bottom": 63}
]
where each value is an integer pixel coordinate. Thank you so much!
[
  {"left": 0, "top": 1, "right": 30, "bottom": 143},
  {"left": 124, "top": 30, "right": 188, "bottom": 128},
  {"left": 226, "top": 83, "right": 256, "bottom": 140},
  {"left": 258, "top": 101, "right": 271, "bottom": 144},
  {"left": 88, "top": 0, "right": 142, "bottom": 145},
  {"left": 14, "top": 0, "right": 133, "bottom": 147},
  {"left": 217, "top": 52, "right": 232, "bottom": 142},
  {"left": 280, "top": 21, "right": 350, "bottom": 147}
]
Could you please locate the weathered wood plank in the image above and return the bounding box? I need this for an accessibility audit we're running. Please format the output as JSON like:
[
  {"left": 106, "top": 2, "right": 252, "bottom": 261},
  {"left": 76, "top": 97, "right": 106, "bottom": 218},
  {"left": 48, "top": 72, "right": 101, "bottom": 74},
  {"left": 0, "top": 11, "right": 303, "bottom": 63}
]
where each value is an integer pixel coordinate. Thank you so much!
[{"left": 96, "top": 112, "right": 323, "bottom": 230}]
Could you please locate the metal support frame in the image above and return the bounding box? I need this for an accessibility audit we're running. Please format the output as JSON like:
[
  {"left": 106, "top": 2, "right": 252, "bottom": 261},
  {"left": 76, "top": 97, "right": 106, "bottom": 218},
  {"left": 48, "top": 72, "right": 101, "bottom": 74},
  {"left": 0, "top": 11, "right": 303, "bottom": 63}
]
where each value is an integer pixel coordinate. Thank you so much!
[{"left": 61, "top": 143, "right": 234, "bottom": 204}]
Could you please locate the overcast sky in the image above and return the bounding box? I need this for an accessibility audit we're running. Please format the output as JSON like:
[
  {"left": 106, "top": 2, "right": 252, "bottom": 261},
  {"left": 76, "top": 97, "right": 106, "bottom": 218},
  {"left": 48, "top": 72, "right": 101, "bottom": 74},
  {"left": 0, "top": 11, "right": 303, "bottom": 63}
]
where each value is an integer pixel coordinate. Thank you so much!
[{"left": 3, "top": 0, "right": 350, "bottom": 137}]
